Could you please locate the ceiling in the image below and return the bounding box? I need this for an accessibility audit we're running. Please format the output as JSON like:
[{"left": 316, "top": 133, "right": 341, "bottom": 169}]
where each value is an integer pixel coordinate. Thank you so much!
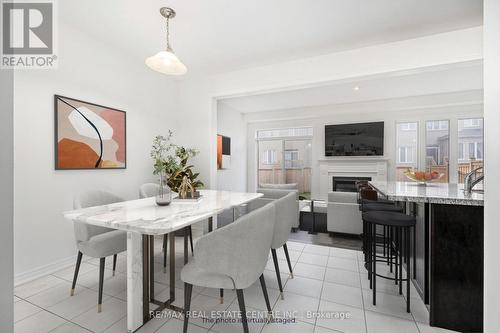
[
  {"left": 219, "top": 62, "right": 483, "bottom": 113},
  {"left": 60, "top": 0, "right": 482, "bottom": 75}
]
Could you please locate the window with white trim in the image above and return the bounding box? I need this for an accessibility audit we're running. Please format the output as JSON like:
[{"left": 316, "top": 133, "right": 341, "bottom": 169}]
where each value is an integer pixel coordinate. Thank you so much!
[
  {"left": 458, "top": 143, "right": 465, "bottom": 160},
  {"left": 256, "top": 127, "right": 313, "bottom": 139},
  {"left": 457, "top": 118, "right": 484, "bottom": 182},
  {"left": 262, "top": 150, "right": 277, "bottom": 165},
  {"left": 398, "top": 147, "right": 413, "bottom": 163},
  {"left": 284, "top": 149, "right": 300, "bottom": 168},
  {"left": 426, "top": 121, "right": 449, "bottom": 131},
  {"left": 425, "top": 120, "right": 449, "bottom": 182},
  {"left": 399, "top": 123, "right": 417, "bottom": 131},
  {"left": 462, "top": 119, "right": 482, "bottom": 128},
  {"left": 396, "top": 122, "right": 418, "bottom": 181}
]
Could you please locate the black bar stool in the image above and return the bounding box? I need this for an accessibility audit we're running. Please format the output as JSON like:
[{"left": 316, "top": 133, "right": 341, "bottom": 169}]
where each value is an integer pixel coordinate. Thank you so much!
[
  {"left": 361, "top": 203, "right": 403, "bottom": 213},
  {"left": 361, "top": 203, "right": 403, "bottom": 265},
  {"left": 363, "top": 210, "right": 416, "bottom": 313}
]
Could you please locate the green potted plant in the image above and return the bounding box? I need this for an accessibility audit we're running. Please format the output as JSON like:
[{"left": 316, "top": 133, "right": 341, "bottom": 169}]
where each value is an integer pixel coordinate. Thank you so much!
[
  {"left": 166, "top": 146, "right": 204, "bottom": 198},
  {"left": 150, "top": 131, "right": 204, "bottom": 200}
]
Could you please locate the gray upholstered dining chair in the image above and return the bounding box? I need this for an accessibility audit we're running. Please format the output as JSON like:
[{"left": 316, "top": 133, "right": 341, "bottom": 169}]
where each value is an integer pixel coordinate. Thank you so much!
[
  {"left": 139, "top": 183, "right": 194, "bottom": 271},
  {"left": 247, "top": 188, "right": 300, "bottom": 230},
  {"left": 245, "top": 191, "right": 297, "bottom": 299},
  {"left": 269, "top": 192, "right": 298, "bottom": 299},
  {"left": 181, "top": 203, "right": 276, "bottom": 333},
  {"left": 71, "top": 190, "right": 127, "bottom": 312}
]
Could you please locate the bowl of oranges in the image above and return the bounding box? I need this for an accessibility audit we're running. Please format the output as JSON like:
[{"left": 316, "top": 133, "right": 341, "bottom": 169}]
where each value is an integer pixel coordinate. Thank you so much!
[{"left": 404, "top": 169, "right": 444, "bottom": 185}]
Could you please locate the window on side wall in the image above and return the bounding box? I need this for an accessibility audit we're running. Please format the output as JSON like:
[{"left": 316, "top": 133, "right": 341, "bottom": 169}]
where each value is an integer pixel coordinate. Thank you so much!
[
  {"left": 396, "top": 122, "right": 418, "bottom": 181},
  {"left": 458, "top": 118, "right": 484, "bottom": 183}
]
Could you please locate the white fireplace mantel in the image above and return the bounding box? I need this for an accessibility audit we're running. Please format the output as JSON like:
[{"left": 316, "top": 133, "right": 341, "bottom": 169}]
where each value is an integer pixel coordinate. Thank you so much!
[{"left": 318, "top": 157, "right": 389, "bottom": 199}]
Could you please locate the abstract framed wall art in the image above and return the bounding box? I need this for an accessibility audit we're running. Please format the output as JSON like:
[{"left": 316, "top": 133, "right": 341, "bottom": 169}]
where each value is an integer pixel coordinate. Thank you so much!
[
  {"left": 54, "top": 95, "right": 126, "bottom": 169},
  {"left": 217, "top": 134, "right": 231, "bottom": 169}
]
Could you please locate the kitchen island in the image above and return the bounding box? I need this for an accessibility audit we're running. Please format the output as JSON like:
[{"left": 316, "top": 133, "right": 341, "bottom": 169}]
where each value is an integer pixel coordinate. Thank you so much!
[{"left": 370, "top": 181, "right": 484, "bottom": 333}]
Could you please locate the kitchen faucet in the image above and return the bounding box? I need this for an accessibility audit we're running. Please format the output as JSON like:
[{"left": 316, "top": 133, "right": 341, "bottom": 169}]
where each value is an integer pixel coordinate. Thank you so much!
[{"left": 464, "top": 166, "right": 484, "bottom": 194}]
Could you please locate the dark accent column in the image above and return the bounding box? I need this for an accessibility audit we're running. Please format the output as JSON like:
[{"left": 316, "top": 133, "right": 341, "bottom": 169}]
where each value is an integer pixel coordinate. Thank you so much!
[
  {"left": 424, "top": 203, "right": 430, "bottom": 305},
  {"left": 430, "top": 204, "right": 483, "bottom": 332}
]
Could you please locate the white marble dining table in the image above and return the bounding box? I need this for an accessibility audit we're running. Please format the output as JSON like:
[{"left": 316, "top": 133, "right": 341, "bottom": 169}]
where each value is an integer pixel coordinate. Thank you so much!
[{"left": 64, "top": 189, "right": 263, "bottom": 333}]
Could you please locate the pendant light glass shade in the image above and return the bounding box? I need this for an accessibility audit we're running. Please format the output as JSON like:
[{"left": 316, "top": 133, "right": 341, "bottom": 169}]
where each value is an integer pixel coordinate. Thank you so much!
[
  {"left": 145, "top": 50, "right": 187, "bottom": 75},
  {"left": 146, "top": 7, "right": 187, "bottom": 75}
]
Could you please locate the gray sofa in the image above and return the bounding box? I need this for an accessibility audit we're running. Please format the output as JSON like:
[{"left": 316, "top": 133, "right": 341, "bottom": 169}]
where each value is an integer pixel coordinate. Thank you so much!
[
  {"left": 327, "top": 191, "right": 362, "bottom": 235},
  {"left": 259, "top": 183, "right": 298, "bottom": 190}
]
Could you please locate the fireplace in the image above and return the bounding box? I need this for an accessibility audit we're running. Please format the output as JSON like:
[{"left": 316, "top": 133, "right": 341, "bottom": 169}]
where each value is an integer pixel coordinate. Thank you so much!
[
  {"left": 332, "top": 176, "right": 372, "bottom": 192},
  {"left": 318, "top": 157, "right": 388, "bottom": 197}
]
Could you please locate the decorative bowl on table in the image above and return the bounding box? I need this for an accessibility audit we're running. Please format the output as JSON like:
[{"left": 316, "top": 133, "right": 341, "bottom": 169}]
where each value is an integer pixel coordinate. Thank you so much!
[{"left": 404, "top": 169, "right": 444, "bottom": 185}]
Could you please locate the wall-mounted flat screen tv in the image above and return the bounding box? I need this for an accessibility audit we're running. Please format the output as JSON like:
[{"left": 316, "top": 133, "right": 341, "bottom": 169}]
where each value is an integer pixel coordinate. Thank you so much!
[{"left": 325, "top": 122, "right": 384, "bottom": 156}]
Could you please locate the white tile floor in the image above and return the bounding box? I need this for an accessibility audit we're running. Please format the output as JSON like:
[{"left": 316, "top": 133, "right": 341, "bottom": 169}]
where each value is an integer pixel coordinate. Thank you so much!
[{"left": 14, "top": 237, "right": 458, "bottom": 333}]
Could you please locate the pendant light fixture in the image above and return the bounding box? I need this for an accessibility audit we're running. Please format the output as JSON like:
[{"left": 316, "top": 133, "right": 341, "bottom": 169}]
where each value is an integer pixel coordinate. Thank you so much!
[{"left": 145, "top": 7, "right": 187, "bottom": 75}]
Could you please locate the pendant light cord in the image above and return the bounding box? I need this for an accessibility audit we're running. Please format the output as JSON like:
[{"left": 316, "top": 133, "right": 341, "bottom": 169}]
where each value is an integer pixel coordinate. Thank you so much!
[{"left": 166, "top": 17, "right": 171, "bottom": 51}]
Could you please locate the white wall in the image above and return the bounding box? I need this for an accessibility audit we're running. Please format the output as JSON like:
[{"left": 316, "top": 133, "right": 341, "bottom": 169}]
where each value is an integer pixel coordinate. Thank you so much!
[
  {"left": 216, "top": 103, "right": 247, "bottom": 192},
  {"left": 0, "top": 66, "right": 14, "bottom": 331},
  {"left": 483, "top": 1, "right": 499, "bottom": 332},
  {"left": 176, "top": 28, "right": 483, "bottom": 190},
  {"left": 245, "top": 93, "right": 483, "bottom": 199},
  {"left": 13, "top": 21, "right": 179, "bottom": 283}
]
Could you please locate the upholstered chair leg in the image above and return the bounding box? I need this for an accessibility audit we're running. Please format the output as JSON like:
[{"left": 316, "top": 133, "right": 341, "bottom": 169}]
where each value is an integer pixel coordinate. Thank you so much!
[
  {"left": 259, "top": 274, "right": 273, "bottom": 319},
  {"left": 219, "top": 288, "right": 224, "bottom": 304},
  {"left": 283, "top": 243, "right": 294, "bottom": 279},
  {"left": 98, "top": 257, "right": 105, "bottom": 313},
  {"left": 183, "top": 283, "right": 193, "bottom": 333},
  {"left": 271, "top": 249, "right": 284, "bottom": 300},
  {"left": 70, "top": 251, "right": 83, "bottom": 296},
  {"left": 163, "top": 234, "right": 168, "bottom": 273},
  {"left": 112, "top": 254, "right": 117, "bottom": 276},
  {"left": 236, "top": 289, "right": 249, "bottom": 333},
  {"left": 188, "top": 226, "right": 194, "bottom": 256}
]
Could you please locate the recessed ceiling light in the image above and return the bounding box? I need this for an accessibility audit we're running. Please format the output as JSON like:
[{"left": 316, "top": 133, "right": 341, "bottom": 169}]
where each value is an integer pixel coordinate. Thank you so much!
[{"left": 353, "top": 86, "right": 360, "bottom": 91}]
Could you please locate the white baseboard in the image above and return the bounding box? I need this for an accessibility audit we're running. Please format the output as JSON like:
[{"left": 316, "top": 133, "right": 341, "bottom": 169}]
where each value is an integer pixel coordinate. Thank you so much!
[{"left": 15, "top": 255, "right": 76, "bottom": 287}]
